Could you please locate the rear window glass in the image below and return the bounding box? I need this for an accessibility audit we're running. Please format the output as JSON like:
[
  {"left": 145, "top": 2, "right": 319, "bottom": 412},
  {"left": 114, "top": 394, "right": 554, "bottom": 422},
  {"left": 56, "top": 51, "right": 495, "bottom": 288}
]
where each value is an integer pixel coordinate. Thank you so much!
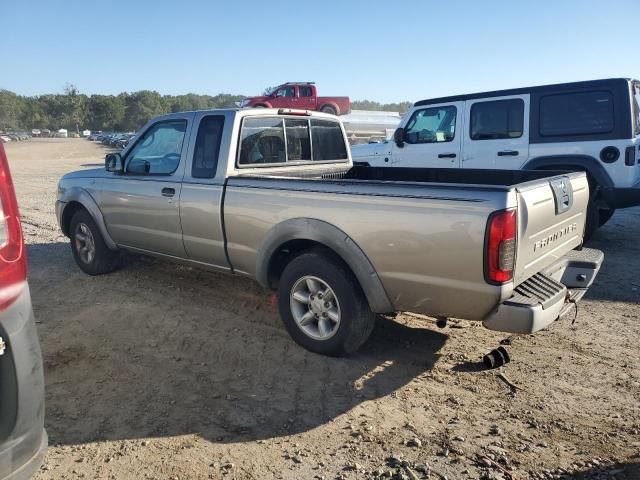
[
  {"left": 470, "top": 99, "right": 524, "bottom": 140},
  {"left": 238, "top": 117, "right": 347, "bottom": 166},
  {"left": 310, "top": 119, "right": 348, "bottom": 161},
  {"left": 286, "top": 119, "right": 311, "bottom": 161},
  {"left": 539, "top": 91, "right": 614, "bottom": 137},
  {"left": 238, "top": 118, "right": 286, "bottom": 165}
]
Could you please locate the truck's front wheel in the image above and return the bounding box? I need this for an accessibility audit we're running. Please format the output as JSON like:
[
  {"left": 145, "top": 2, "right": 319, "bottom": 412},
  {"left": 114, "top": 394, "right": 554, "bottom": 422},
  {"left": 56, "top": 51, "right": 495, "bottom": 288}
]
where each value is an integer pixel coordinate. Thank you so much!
[
  {"left": 277, "top": 250, "right": 375, "bottom": 356},
  {"left": 69, "top": 209, "right": 120, "bottom": 275}
]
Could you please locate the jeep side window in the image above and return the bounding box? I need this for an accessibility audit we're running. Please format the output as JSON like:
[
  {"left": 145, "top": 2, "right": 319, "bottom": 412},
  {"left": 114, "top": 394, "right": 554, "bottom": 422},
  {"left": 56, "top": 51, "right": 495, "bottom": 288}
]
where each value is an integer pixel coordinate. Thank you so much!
[
  {"left": 539, "top": 91, "right": 614, "bottom": 137},
  {"left": 404, "top": 106, "right": 457, "bottom": 144},
  {"left": 192, "top": 116, "right": 225, "bottom": 179},
  {"left": 470, "top": 99, "right": 524, "bottom": 140},
  {"left": 125, "top": 120, "right": 187, "bottom": 175}
]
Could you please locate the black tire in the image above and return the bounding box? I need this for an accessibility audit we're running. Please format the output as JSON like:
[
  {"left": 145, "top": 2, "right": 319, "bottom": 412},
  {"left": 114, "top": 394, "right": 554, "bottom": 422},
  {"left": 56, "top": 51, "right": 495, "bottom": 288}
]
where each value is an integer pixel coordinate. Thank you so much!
[
  {"left": 69, "top": 209, "right": 120, "bottom": 275},
  {"left": 598, "top": 208, "right": 616, "bottom": 227},
  {"left": 320, "top": 105, "right": 337, "bottom": 115},
  {"left": 583, "top": 199, "right": 600, "bottom": 241},
  {"left": 277, "top": 250, "right": 375, "bottom": 356}
]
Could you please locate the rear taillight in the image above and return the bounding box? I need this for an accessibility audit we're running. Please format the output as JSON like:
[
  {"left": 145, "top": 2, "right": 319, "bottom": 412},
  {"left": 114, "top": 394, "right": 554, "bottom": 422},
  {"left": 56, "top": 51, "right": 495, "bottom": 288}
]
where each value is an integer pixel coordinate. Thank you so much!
[
  {"left": 485, "top": 209, "right": 517, "bottom": 285},
  {"left": 0, "top": 144, "right": 27, "bottom": 311}
]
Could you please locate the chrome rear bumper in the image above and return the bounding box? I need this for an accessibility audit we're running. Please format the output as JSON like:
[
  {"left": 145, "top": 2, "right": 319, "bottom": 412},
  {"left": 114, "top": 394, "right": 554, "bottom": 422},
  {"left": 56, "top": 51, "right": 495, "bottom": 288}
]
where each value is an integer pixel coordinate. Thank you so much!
[{"left": 483, "top": 248, "right": 604, "bottom": 334}]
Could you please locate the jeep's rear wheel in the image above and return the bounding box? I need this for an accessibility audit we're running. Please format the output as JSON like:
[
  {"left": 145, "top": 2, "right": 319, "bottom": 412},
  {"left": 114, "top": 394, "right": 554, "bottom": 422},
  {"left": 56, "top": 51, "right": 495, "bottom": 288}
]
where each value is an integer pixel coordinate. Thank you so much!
[
  {"left": 277, "top": 250, "right": 375, "bottom": 356},
  {"left": 584, "top": 199, "right": 600, "bottom": 241},
  {"left": 599, "top": 208, "right": 616, "bottom": 227},
  {"left": 69, "top": 209, "right": 120, "bottom": 275}
]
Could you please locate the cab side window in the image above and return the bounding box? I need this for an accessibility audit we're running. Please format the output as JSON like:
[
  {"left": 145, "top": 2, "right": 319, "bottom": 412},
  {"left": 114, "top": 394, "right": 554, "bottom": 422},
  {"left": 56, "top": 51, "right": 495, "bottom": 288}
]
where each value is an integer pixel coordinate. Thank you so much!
[
  {"left": 192, "top": 116, "right": 225, "bottom": 179},
  {"left": 404, "top": 106, "right": 457, "bottom": 144},
  {"left": 276, "top": 87, "right": 295, "bottom": 98},
  {"left": 470, "top": 99, "right": 524, "bottom": 140},
  {"left": 125, "top": 120, "right": 187, "bottom": 175},
  {"left": 299, "top": 86, "right": 313, "bottom": 97}
]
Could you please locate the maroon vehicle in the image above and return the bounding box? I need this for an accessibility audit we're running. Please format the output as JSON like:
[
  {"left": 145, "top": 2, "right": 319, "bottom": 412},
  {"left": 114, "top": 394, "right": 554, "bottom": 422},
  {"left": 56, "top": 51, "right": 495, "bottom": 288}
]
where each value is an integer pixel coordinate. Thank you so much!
[{"left": 241, "top": 82, "right": 350, "bottom": 115}]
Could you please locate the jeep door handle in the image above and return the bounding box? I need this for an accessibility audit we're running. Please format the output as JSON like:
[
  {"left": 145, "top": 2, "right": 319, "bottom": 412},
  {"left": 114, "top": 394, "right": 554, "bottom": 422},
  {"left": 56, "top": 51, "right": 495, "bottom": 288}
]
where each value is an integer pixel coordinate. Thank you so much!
[
  {"left": 161, "top": 187, "right": 175, "bottom": 197},
  {"left": 438, "top": 153, "right": 457, "bottom": 158},
  {"left": 497, "top": 150, "right": 519, "bottom": 156}
]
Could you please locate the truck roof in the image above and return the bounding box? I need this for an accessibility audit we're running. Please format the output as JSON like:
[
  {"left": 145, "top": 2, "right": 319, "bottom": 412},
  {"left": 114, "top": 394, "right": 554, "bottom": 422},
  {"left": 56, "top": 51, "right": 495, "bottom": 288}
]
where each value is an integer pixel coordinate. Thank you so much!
[
  {"left": 414, "top": 77, "right": 635, "bottom": 107},
  {"left": 149, "top": 107, "right": 342, "bottom": 123}
]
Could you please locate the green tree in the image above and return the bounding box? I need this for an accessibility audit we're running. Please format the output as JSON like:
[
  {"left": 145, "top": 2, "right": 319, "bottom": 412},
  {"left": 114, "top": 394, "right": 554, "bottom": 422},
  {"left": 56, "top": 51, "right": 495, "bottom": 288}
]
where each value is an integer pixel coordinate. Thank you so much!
[
  {"left": 123, "top": 90, "right": 166, "bottom": 131},
  {"left": 0, "top": 86, "right": 410, "bottom": 132},
  {"left": 0, "top": 90, "right": 24, "bottom": 131},
  {"left": 61, "top": 83, "right": 87, "bottom": 133},
  {"left": 87, "top": 95, "right": 125, "bottom": 131}
]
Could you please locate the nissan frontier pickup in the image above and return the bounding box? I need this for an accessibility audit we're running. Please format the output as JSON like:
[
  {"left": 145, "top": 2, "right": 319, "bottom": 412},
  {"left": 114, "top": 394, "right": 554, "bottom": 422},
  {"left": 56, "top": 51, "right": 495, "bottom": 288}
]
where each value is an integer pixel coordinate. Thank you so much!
[{"left": 56, "top": 108, "right": 603, "bottom": 356}]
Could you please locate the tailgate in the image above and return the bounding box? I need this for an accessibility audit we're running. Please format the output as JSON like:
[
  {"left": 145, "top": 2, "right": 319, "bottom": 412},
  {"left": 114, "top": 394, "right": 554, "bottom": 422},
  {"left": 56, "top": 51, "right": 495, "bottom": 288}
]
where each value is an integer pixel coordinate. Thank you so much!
[{"left": 513, "top": 172, "right": 589, "bottom": 285}]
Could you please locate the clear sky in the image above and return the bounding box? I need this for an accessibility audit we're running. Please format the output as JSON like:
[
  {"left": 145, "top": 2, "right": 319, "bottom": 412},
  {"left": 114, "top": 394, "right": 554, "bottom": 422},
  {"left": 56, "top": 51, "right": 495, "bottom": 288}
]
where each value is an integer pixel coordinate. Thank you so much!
[{"left": 2, "top": 0, "right": 639, "bottom": 104}]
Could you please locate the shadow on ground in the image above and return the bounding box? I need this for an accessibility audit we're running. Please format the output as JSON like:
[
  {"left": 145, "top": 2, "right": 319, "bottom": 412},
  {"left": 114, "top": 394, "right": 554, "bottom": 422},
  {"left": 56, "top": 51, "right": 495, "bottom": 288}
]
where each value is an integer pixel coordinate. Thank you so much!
[
  {"left": 28, "top": 242, "right": 448, "bottom": 446},
  {"left": 567, "top": 460, "right": 640, "bottom": 479},
  {"left": 27, "top": 208, "right": 639, "bottom": 448}
]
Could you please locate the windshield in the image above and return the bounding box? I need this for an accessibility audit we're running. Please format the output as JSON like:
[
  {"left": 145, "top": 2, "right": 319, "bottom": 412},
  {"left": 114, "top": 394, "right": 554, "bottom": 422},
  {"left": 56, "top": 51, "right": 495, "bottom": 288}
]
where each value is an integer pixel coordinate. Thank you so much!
[{"left": 263, "top": 85, "right": 279, "bottom": 96}]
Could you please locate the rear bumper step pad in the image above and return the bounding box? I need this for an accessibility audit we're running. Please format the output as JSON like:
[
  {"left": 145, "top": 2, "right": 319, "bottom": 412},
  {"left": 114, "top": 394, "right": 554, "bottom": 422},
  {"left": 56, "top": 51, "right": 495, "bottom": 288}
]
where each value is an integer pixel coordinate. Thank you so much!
[{"left": 483, "top": 247, "right": 603, "bottom": 334}]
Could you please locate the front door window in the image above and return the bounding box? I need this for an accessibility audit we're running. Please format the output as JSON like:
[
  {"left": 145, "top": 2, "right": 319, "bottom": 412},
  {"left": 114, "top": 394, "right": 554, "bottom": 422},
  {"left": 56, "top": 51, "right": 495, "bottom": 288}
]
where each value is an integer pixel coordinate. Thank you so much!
[
  {"left": 125, "top": 120, "right": 187, "bottom": 175},
  {"left": 404, "top": 106, "right": 457, "bottom": 144}
]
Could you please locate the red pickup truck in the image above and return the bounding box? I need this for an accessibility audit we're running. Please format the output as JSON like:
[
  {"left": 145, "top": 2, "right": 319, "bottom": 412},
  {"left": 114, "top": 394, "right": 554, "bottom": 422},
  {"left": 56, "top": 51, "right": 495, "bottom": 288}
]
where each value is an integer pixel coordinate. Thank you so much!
[{"left": 241, "top": 82, "right": 350, "bottom": 115}]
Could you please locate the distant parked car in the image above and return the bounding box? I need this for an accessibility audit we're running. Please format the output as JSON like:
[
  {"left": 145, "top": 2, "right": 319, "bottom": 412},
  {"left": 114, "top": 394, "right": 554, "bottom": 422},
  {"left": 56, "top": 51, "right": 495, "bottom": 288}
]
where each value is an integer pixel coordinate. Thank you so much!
[
  {"left": 0, "top": 143, "right": 47, "bottom": 479},
  {"left": 115, "top": 133, "right": 135, "bottom": 149},
  {"left": 31, "top": 129, "right": 41, "bottom": 137},
  {"left": 0, "top": 135, "right": 10, "bottom": 143},
  {"left": 41, "top": 129, "right": 51, "bottom": 138},
  {"left": 82, "top": 129, "right": 91, "bottom": 137},
  {"left": 55, "top": 129, "right": 68, "bottom": 138},
  {"left": 88, "top": 131, "right": 103, "bottom": 141}
]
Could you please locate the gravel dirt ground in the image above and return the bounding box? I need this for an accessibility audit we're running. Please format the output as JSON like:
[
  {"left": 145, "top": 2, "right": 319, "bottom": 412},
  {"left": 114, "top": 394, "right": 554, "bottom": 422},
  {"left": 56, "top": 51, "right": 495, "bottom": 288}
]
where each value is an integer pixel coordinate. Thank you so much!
[{"left": 4, "top": 138, "right": 640, "bottom": 480}]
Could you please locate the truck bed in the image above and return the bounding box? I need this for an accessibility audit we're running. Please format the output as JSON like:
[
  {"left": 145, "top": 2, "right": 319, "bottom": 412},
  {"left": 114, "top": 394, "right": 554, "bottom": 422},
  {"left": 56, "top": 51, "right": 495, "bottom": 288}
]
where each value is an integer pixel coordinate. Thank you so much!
[
  {"left": 238, "top": 165, "right": 570, "bottom": 189},
  {"left": 225, "top": 166, "right": 589, "bottom": 319}
]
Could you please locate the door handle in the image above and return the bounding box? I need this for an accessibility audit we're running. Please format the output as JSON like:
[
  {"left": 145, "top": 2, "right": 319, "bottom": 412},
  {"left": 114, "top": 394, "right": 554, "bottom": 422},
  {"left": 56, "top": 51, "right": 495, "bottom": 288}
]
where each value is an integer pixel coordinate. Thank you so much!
[
  {"left": 438, "top": 153, "right": 457, "bottom": 158},
  {"left": 161, "top": 187, "right": 175, "bottom": 197},
  {"left": 497, "top": 150, "right": 519, "bottom": 156}
]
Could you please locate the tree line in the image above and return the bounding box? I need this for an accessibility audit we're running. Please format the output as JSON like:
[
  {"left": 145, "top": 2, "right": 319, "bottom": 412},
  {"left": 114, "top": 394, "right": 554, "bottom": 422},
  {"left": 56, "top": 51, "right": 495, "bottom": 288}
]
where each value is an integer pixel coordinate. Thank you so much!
[{"left": 0, "top": 85, "right": 411, "bottom": 132}]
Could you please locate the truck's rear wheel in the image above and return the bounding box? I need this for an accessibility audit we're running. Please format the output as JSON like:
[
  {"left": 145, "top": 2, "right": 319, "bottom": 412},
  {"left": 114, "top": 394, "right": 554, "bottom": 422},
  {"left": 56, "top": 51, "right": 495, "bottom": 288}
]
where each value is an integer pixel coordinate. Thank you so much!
[
  {"left": 320, "top": 105, "right": 337, "bottom": 115},
  {"left": 277, "top": 250, "right": 375, "bottom": 356},
  {"left": 69, "top": 209, "right": 120, "bottom": 275}
]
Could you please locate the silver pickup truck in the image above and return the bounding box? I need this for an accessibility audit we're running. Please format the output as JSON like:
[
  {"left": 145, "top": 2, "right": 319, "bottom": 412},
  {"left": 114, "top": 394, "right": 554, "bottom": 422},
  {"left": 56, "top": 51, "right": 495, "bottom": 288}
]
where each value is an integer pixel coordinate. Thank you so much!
[{"left": 56, "top": 108, "right": 603, "bottom": 356}]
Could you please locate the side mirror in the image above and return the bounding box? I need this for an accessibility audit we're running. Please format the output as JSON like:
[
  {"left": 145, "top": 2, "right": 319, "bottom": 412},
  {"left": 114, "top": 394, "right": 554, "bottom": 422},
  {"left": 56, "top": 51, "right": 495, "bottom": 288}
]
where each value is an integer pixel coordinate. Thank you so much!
[
  {"left": 127, "top": 159, "right": 150, "bottom": 175},
  {"left": 393, "top": 127, "right": 405, "bottom": 148},
  {"left": 105, "top": 153, "right": 124, "bottom": 173}
]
